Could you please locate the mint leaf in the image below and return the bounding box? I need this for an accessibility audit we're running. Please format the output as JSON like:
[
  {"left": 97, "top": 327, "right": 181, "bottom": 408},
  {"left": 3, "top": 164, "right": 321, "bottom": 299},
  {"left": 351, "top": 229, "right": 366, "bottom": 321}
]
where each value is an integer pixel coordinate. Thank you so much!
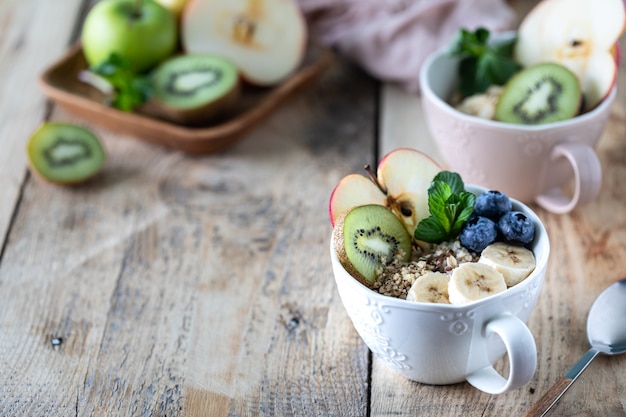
[
  {"left": 412, "top": 215, "right": 448, "bottom": 243},
  {"left": 451, "top": 191, "right": 476, "bottom": 235},
  {"left": 433, "top": 171, "right": 465, "bottom": 195},
  {"left": 449, "top": 28, "right": 522, "bottom": 97},
  {"left": 414, "top": 172, "right": 476, "bottom": 243},
  {"left": 90, "top": 53, "right": 152, "bottom": 112},
  {"left": 427, "top": 180, "right": 454, "bottom": 231}
]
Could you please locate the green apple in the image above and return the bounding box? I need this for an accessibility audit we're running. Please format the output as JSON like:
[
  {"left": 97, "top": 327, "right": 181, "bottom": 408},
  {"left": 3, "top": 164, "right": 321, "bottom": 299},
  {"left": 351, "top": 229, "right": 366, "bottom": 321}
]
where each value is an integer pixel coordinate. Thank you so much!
[{"left": 82, "top": 0, "right": 178, "bottom": 74}]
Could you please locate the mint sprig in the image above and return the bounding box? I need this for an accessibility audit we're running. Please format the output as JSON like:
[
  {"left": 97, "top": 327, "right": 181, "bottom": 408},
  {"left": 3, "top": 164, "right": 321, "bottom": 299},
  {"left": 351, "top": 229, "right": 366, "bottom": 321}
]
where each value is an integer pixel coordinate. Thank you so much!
[
  {"left": 449, "top": 27, "right": 522, "bottom": 98},
  {"left": 414, "top": 172, "right": 476, "bottom": 243},
  {"left": 88, "top": 53, "right": 153, "bottom": 112}
]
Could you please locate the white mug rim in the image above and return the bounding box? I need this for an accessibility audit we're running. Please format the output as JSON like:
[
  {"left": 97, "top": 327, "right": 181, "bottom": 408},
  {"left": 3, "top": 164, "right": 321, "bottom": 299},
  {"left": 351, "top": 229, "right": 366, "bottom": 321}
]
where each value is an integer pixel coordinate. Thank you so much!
[{"left": 330, "top": 185, "right": 550, "bottom": 312}]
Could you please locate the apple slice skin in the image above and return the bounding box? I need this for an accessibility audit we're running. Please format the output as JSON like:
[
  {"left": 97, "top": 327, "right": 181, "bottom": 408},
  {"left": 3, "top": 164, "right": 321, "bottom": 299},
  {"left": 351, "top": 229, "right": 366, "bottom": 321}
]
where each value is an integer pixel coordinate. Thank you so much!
[
  {"left": 514, "top": 0, "right": 626, "bottom": 111},
  {"left": 329, "top": 149, "right": 442, "bottom": 238},
  {"left": 377, "top": 148, "right": 442, "bottom": 236},
  {"left": 181, "top": 0, "right": 307, "bottom": 86},
  {"left": 329, "top": 174, "right": 386, "bottom": 227}
]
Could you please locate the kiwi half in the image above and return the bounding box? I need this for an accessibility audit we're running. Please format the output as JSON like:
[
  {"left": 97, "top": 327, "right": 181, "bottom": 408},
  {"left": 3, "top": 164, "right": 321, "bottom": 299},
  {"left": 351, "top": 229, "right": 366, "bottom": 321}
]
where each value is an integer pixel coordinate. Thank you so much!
[
  {"left": 148, "top": 54, "right": 240, "bottom": 125},
  {"left": 27, "top": 123, "right": 106, "bottom": 185},
  {"left": 333, "top": 204, "right": 412, "bottom": 287},
  {"left": 495, "top": 62, "right": 581, "bottom": 125}
]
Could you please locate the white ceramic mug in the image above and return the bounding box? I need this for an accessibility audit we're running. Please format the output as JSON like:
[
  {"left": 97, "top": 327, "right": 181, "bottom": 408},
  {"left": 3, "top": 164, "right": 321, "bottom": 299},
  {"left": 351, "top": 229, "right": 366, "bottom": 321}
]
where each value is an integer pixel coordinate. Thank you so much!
[
  {"left": 330, "top": 185, "right": 550, "bottom": 394},
  {"left": 419, "top": 32, "right": 615, "bottom": 214}
]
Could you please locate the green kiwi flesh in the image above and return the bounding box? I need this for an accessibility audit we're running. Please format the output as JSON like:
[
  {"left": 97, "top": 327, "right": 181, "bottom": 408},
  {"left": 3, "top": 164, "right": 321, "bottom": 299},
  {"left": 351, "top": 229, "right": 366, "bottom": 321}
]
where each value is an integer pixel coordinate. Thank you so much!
[
  {"left": 334, "top": 204, "right": 412, "bottom": 287},
  {"left": 149, "top": 54, "right": 240, "bottom": 125},
  {"left": 27, "top": 123, "right": 105, "bottom": 185},
  {"left": 495, "top": 62, "right": 581, "bottom": 125}
]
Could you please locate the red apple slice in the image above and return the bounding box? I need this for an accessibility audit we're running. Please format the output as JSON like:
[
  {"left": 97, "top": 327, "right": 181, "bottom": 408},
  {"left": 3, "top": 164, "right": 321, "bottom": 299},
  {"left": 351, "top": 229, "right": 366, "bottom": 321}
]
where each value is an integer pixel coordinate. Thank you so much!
[
  {"left": 376, "top": 149, "right": 441, "bottom": 236},
  {"left": 514, "top": 0, "right": 626, "bottom": 111},
  {"left": 329, "top": 148, "right": 442, "bottom": 237},
  {"left": 181, "top": 0, "right": 307, "bottom": 86},
  {"left": 329, "top": 174, "right": 387, "bottom": 227}
]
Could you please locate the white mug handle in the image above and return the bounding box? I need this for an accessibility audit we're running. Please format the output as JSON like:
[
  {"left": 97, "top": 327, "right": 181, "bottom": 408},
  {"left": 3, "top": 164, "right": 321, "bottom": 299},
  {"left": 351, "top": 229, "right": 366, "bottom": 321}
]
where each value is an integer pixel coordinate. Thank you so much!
[
  {"left": 465, "top": 313, "right": 537, "bottom": 394},
  {"left": 534, "top": 142, "right": 602, "bottom": 214}
]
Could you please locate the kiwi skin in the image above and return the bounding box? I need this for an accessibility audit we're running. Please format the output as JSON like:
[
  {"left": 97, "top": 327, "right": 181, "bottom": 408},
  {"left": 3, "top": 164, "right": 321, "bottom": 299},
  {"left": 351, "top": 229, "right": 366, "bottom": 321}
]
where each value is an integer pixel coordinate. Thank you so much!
[
  {"left": 26, "top": 122, "right": 106, "bottom": 185},
  {"left": 144, "top": 54, "right": 241, "bottom": 126},
  {"left": 495, "top": 62, "right": 581, "bottom": 125},
  {"left": 333, "top": 204, "right": 412, "bottom": 288}
]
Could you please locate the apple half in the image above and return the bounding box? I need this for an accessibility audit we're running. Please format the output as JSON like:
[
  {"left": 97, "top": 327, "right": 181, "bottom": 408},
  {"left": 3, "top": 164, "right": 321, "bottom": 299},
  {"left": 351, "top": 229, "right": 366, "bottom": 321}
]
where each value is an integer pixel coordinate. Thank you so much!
[
  {"left": 329, "top": 148, "right": 442, "bottom": 238},
  {"left": 514, "top": 0, "right": 626, "bottom": 111},
  {"left": 181, "top": 0, "right": 307, "bottom": 86}
]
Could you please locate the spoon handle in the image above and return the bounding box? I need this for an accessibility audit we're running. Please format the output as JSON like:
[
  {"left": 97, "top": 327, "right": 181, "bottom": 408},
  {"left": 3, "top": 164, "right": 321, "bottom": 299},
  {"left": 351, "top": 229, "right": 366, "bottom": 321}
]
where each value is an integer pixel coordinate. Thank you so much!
[
  {"left": 523, "top": 376, "right": 573, "bottom": 417},
  {"left": 523, "top": 348, "right": 600, "bottom": 417}
]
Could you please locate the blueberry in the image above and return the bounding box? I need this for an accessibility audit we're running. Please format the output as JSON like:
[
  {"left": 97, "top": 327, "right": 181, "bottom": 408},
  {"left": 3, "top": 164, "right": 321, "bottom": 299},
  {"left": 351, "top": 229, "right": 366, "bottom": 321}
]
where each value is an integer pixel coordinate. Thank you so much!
[
  {"left": 459, "top": 216, "right": 498, "bottom": 253},
  {"left": 498, "top": 211, "right": 535, "bottom": 244},
  {"left": 474, "top": 190, "right": 512, "bottom": 220}
]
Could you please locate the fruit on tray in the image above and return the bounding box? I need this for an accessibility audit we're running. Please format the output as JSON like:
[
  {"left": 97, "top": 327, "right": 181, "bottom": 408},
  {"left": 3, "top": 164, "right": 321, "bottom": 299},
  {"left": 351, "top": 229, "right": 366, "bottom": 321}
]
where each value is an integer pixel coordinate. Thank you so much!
[
  {"left": 495, "top": 62, "right": 581, "bottom": 124},
  {"left": 333, "top": 204, "right": 412, "bottom": 287},
  {"left": 514, "top": 0, "right": 626, "bottom": 111},
  {"left": 82, "top": 0, "right": 178, "bottom": 74},
  {"left": 181, "top": 0, "right": 307, "bottom": 86},
  {"left": 329, "top": 148, "right": 442, "bottom": 237},
  {"left": 146, "top": 54, "right": 241, "bottom": 125},
  {"left": 27, "top": 123, "right": 106, "bottom": 185}
]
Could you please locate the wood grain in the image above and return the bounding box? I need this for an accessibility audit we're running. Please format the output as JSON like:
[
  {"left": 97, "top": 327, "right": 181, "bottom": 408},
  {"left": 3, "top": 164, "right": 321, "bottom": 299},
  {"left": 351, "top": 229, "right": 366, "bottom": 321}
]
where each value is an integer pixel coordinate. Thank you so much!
[
  {"left": 0, "top": 1, "right": 377, "bottom": 411},
  {"left": 1, "top": 0, "right": 626, "bottom": 416},
  {"left": 0, "top": 0, "right": 85, "bottom": 252}
]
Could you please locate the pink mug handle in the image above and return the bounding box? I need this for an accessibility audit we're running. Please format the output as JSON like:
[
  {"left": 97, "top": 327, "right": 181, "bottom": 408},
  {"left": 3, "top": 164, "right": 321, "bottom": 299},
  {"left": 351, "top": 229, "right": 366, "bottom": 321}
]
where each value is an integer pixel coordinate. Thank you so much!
[{"left": 534, "top": 142, "right": 602, "bottom": 214}]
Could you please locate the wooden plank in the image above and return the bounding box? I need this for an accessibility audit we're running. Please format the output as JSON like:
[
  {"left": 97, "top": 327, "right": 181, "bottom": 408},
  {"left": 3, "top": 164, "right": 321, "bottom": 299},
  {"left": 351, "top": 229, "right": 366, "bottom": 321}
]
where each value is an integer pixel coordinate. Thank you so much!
[
  {"left": 0, "top": 42, "right": 377, "bottom": 415},
  {"left": 0, "top": 0, "right": 86, "bottom": 250},
  {"left": 379, "top": 84, "right": 443, "bottom": 164}
]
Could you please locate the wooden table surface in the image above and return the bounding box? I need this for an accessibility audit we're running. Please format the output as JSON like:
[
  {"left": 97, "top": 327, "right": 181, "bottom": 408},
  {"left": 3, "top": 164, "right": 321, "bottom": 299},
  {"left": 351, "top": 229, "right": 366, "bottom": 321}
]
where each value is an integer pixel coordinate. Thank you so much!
[{"left": 1, "top": 1, "right": 625, "bottom": 416}]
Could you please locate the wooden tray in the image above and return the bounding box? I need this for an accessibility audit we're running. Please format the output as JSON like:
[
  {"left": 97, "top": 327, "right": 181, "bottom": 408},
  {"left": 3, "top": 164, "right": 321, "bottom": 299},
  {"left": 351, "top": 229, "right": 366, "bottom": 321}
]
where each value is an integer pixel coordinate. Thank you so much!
[{"left": 39, "top": 43, "right": 333, "bottom": 154}]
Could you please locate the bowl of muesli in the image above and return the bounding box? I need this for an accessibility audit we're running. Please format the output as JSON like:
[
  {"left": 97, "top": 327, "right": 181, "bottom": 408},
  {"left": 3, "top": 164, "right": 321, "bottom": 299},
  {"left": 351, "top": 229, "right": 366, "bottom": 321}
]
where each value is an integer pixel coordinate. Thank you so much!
[
  {"left": 329, "top": 184, "right": 550, "bottom": 394},
  {"left": 418, "top": 29, "right": 614, "bottom": 214}
]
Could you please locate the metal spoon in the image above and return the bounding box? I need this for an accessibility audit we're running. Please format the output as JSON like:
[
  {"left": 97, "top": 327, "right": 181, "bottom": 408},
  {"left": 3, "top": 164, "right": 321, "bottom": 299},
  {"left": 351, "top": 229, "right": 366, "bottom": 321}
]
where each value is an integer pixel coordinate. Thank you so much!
[{"left": 524, "top": 278, "right": 626, "bottom": 417}]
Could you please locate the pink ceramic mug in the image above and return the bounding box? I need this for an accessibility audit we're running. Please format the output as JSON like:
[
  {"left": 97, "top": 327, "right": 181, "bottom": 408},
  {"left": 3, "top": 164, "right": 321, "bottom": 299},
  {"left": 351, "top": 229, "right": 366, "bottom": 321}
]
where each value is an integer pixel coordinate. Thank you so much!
[{"left": 419, "top": 32, "right": 615, "bottom": 214}]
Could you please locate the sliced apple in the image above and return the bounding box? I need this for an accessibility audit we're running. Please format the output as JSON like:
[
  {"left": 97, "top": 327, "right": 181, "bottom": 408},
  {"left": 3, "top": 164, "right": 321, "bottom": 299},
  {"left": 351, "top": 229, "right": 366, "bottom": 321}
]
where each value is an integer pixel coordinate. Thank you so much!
[
  {"left": 181, "top": 0, "right": 307, "bottom": 86},
  {"left": 514, "top": 0, "right": 626, "bottom": 111},
  {"left": 329, "top": 148, "right": 442, "bottom": 237},
  {"left": 154, "top": 0, "right": 188, "bottom": 17},
  {"left": 329, "top": 174, "right": 387, "bottom": 226}
]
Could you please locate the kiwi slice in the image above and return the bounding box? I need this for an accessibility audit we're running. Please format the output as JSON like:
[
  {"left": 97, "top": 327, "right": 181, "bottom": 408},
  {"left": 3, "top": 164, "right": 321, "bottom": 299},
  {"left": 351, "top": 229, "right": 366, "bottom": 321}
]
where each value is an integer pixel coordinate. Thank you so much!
[
  {"left": 148, "top": 54, "right": 240, "bottom": 125},
  {"left": 27, "top": 123, "right": 106, "bottom": 185},
  {"left": 495, "top": 62, "right": 581, "bottom": 125},
  {"left": 333, "top": 205, "right": 412, "bottom": 287}
]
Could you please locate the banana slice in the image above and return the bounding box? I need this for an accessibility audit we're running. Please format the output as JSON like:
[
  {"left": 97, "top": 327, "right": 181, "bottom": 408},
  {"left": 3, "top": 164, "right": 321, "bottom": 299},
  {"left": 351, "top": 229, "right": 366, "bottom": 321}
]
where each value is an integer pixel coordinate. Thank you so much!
[
  {"left": 479, "top": 242, "right": 536, "bottom": 286},
  {"left": 406, "top": 271, "right": 451, "bottom": 304},
  {"left": 448, "top": 263, "right": 507, "bottom": 305}
]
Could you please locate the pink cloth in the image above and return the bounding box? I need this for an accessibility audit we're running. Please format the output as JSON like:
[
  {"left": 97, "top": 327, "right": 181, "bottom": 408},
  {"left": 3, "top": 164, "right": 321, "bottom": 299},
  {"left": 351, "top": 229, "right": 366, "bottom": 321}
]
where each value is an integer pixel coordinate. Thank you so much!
[{"left": 297, "top": 0, "right": 517, "bottom": 92}]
